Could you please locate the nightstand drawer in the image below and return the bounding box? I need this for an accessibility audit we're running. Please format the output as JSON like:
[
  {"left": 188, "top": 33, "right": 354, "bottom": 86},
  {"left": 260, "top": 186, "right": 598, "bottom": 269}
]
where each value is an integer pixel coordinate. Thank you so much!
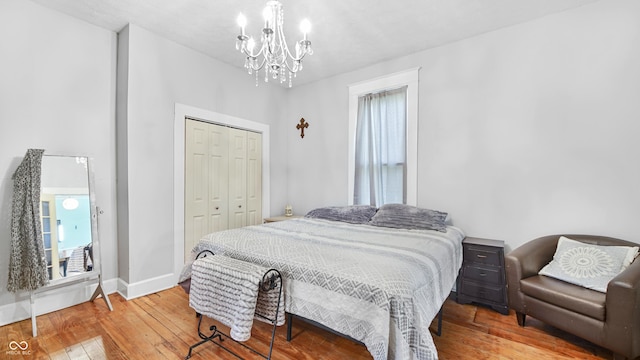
[
  {"left": 461, "top": 264, "right": 502, "bottom": 285},
  {"left": 463, "top": 245, "right": 503, "bottom": 266},
  {"left": 459, "top": 281, "right": 505, "bottom": 304}
]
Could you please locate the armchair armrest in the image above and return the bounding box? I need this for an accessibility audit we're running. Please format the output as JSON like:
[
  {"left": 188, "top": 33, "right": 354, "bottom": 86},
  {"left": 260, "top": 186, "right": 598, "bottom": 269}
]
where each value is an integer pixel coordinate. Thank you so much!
[
  {"left": 505, "top": 235, "right": 559, "bottom": 312},
  {"left": 506, "top": 235, "right": 559, "bottom": 278},
  {"left": 609, "top": 255, "right": 640, "bottom": 291},
  {"left": 604, "top": 257, "right": 640, "bottom": 357}
]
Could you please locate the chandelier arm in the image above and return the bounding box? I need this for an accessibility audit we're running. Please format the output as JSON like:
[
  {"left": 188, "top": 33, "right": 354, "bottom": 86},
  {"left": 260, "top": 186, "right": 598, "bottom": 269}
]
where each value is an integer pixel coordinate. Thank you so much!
[
  {"left": 252, "top": 57, "right": 267, "bottom": 71},
  {"left": 279, "top": 54, "right": 303, "bottom": 73},
  {"left": 282, "top": 61, "right": 297, "bottom": 73},
  {"left": 241, "top": 46, "right": 265, "bottom": 60},
  {"left": 275, "top": 19, "right": 307, "bottom": 62},
  {"left": 241, "top": 47, "right": 269, "bottom": 71},
  {"left": 276, "top": 21, "right": 294, "bottom": 60}
]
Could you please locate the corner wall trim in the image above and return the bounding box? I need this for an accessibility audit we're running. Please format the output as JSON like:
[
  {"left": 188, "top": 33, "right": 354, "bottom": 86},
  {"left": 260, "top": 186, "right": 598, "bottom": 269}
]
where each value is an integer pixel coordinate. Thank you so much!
[{"left": 116, "top": 273, "right": 177, "bottom": 301}]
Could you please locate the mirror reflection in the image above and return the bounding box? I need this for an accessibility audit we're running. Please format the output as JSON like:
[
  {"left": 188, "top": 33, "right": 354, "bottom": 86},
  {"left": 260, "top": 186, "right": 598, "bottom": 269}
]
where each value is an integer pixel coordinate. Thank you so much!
[{"left": 40, "top": 156, "right": 93, "bottom": 281}]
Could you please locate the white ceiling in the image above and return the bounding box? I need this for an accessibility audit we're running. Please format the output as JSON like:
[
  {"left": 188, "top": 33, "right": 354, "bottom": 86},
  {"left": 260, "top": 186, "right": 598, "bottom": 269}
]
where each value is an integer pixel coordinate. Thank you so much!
[{"left": 29, "top": 0, "right": 600, "bottom": 86}]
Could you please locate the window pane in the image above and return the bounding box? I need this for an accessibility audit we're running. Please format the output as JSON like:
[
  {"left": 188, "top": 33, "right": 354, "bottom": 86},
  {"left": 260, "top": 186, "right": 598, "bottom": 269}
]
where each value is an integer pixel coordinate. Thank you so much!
[
  {"left": 42, "top": 219, "right": 50, "bottom": 233},
  {"left": 382, "top": 163, "right": 405, "bottom": 204},
  {"left": 43, "top": 233, "right": 51, "bottom": 248},
  {"left": 41, "top": 201, "right": 49, "bottom": 216}
]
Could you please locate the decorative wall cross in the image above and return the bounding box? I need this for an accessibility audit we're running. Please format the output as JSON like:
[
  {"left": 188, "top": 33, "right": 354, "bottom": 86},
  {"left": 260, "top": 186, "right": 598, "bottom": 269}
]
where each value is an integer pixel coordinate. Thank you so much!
[{"left": 296, "top": 118, "right": 309, "bottom": 138}]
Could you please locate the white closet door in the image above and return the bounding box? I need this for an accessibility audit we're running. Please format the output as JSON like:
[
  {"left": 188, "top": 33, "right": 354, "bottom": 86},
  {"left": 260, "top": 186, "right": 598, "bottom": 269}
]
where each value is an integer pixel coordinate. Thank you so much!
[
  {"left": 185, "top": 120, "right": 209, "bottom": 259},
  {"left": 246, "top": 131, "right": 262, "bottom": 225},
  {"left": 208, "top": 124, "right": 229, "bottom": 232},
  {"left": 185, "top": 119, "right": 262, "bottom": 258},
  {"left": 228, "top": 127, "right": 247, "bottom": 229}
]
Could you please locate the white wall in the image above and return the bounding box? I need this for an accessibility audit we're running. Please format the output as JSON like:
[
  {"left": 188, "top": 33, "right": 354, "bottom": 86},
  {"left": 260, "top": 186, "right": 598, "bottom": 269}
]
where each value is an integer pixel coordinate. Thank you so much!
[
  {"left": 117, "top": 25, "right": 289, "bottom": 298},
  {"left": 284, "top": 76, "right": 351, "bottom": 211},
  {"left": 285, "top": 0, "right": 640, "bottom": 251},
  {"left": 0, "top": 0, "right": 117, "bottom": 320}
]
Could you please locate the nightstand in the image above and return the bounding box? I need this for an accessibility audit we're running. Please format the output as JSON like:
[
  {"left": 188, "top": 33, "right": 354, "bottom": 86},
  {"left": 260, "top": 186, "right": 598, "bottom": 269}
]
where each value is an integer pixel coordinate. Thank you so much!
[
  {"left": 456, "top": 237, "right": 509, "bottom": 315},
  {"left": 263, "top": 215, "right": 302, "bottom": 223}
]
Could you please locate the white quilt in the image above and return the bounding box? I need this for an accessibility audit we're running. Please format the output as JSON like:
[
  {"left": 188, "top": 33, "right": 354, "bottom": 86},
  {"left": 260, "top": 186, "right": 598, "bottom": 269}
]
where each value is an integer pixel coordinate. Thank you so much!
[{"left": 180, "top": 218, "right": 465, "bottom": 360}]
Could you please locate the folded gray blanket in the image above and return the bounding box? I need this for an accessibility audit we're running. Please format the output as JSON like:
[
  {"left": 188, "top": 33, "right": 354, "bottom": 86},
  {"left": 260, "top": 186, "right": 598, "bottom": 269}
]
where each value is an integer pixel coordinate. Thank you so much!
[{"left": 189, "top": 255, "right": 284, "bottom": 341}]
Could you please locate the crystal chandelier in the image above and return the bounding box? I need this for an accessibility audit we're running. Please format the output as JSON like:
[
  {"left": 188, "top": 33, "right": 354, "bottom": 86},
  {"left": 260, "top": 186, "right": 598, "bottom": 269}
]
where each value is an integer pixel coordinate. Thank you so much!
[{"left": 235, "top": 1, "right": 313, "bottom": 87}]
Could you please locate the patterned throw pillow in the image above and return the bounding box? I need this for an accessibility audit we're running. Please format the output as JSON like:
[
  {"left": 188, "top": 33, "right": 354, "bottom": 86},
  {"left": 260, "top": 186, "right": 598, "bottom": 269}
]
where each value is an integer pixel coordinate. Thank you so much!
[{"left": 539, "top": 236, "right": 639, "bottom": 293}]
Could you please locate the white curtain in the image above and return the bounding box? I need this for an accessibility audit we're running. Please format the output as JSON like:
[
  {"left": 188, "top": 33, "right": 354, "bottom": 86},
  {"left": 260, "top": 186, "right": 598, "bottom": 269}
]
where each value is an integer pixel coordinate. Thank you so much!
[{"left": 354, "top": 86, "right": 407, "bottom": 207}]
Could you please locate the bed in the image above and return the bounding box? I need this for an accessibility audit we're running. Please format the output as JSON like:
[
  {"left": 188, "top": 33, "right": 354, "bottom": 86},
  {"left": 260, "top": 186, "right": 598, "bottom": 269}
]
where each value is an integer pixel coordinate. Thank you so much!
[{"left": 179, "top": 205, "right": 465, "bottom": 360}]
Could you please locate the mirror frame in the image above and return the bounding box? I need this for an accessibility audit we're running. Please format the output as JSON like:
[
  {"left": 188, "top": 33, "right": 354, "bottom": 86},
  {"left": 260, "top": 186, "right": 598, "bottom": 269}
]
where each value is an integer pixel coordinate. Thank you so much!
[{"left": 30, "top": 153, "right": 112, "bottom": 337}]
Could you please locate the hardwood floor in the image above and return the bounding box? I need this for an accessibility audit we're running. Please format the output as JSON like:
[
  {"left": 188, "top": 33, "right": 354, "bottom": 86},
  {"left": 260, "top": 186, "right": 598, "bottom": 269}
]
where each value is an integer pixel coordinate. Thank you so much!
[{"left": 0, "top": 286, "right": 613, "bottom": 359}]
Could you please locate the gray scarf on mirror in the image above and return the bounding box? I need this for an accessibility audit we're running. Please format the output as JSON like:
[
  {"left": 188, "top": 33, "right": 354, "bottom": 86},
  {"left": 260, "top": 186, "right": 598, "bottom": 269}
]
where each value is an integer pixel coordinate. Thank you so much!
[{"left": 7, "top": 149, "right": 49, "bottom": 292}]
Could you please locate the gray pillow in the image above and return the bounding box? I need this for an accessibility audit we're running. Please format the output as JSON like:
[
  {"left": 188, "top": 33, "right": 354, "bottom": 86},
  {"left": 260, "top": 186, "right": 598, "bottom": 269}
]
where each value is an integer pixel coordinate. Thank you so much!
[
  {"left": 369, "top": 204, "right": 448, "bottom": 232},
  {"left": 304, "top": 205, "right": 378, "bottom": 224},
  {"left": 539, "top": 236, "right": 639, "bottom": 293}
]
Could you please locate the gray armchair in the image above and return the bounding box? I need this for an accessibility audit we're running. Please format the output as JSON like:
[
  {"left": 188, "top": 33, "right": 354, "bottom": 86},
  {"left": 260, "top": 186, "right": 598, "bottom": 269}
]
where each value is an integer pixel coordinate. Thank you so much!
[{"left": 505, "top": 234, "right": 640, "bottom": 360}]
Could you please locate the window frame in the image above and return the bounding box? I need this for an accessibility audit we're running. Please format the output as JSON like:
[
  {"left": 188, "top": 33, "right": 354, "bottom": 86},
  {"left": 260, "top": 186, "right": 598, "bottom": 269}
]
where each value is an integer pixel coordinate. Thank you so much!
[{"left": 347, "top": 68, "right": 420, "bottom": 206}]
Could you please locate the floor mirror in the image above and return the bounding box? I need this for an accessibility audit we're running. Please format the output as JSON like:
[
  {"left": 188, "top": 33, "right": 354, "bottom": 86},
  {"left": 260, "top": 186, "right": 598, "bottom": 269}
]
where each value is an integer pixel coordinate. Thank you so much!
[{"left": 30, "top": 154, "right": 112, "bottom": 336}]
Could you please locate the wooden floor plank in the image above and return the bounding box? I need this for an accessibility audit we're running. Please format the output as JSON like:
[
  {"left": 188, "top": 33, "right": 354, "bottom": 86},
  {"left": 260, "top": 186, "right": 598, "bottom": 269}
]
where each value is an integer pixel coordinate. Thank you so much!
[{"left": 0, "top": 286, "right": 614, "bottom": 359}]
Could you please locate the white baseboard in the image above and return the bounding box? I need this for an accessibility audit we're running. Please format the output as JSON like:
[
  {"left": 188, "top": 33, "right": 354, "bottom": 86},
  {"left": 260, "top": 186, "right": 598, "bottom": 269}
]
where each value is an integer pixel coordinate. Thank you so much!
[
  {"left": 0, "top": 278, "right": 118, "bottom": 327},
  {"left": 116, "top": 273, "right": 177, "bottom": 300}
]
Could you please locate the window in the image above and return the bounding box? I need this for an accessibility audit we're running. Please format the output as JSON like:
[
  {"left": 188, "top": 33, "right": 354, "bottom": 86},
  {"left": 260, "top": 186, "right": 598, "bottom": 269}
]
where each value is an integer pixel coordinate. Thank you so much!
[
  {"left": 353, "top": 87, "right": 407, "bottom": 206},
  {"left": 348, "top": 68, "right": 420, "bottom": 206}
]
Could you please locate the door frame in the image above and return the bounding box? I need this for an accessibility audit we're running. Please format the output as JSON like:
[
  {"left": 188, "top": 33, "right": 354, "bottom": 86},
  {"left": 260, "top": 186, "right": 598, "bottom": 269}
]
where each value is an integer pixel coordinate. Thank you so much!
[{"left": 173, "top": 103, "right": 270, "bottom": 279}]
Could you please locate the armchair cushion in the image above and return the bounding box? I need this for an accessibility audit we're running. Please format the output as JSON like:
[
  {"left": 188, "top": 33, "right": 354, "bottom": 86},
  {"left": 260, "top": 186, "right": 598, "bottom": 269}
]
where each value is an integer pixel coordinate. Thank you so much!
[
  {"left": 539, "top": 236, "right": 639, "bottom": 293},
  {"left": 520, "top": 275, "right": 606, "bottom": 320}
]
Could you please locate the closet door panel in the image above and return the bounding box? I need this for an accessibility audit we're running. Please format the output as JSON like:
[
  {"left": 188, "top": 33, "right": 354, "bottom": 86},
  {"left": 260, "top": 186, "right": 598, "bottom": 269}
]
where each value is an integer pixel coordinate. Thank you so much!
[
  {"left": 185, "top": 120, "right": 209, "bottom": 259},
  {"left": 208, "top": 124, "right": 229, "bottom": 232},
  {"left": 246, "top": 131, "right": 262, "bottom": 226},
  {"left": 228, "top": 128, "right": 247, "bottom": 229}
]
